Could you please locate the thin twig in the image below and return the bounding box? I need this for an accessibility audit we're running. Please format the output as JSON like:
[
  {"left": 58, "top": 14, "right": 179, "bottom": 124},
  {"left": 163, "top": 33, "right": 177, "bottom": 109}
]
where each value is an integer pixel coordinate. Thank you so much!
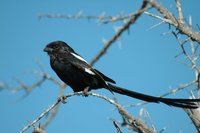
[
  {"left": 90, "top": 1, "right": 150, "bottom": 66},
  {"left": 41, "top": 83, "right": 66, "bottom": 129},
  {"left": 38, "top": 12, "right": 130, "bottom": 24},
  {"left": 20, "top": 91, "right": 155, "bottom": 133},
  {"left": 112, "top": 120, "right": 123, "bottom": 133},
  {"left": 145, "top": 0, "right": 200, "bottom": 43},
  {"left": 20, "top": 98, "right": 61, "bottom": 133},
  {"left": 175, "top": 0, "right": 185, "bottom": 25}
]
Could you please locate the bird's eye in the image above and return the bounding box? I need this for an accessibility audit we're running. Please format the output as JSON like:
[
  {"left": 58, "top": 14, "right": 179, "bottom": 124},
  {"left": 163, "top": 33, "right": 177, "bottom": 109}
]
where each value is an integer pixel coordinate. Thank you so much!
[{"left": 52, "top": 45, "right": 59, "bottom": 49}]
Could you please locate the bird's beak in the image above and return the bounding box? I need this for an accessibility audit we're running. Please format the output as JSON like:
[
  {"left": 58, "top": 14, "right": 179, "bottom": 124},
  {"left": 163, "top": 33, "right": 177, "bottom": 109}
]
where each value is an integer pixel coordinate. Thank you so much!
[{"left": 43, "top": 47, "right": 53, "bottom": 53}]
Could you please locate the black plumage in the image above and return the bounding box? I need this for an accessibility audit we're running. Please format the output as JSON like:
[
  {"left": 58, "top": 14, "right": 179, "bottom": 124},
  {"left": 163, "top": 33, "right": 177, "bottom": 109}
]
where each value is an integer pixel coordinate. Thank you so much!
[{"left": 44, "top": 41, "right": 200, "bottom": 109}]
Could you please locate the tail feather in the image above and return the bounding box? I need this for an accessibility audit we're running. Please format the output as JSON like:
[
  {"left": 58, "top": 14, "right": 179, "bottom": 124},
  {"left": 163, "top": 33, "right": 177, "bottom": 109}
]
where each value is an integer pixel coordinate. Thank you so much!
[{"left": 107, "top": 83, "right": 200, "bottom": 109}]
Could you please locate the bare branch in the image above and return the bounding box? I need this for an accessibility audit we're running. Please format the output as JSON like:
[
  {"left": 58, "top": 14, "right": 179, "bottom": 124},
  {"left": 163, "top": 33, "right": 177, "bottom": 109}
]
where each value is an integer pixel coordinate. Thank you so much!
[
  {"left": 41, "top": 83, "right": 66, "bottom": 129},
  {"left": 20, "top": 91, "right": 155, "bottom": 133},
  {"left": 0, "top": 81, "right": 7, "bottom": 91},
  {"left": 144, "top": 11, "right": 173, "bottom": 25},
  {"left": 11, "top": 76, "right": 46, "bottom": 98},
  {"left": 175, "top": 0, "right": 185, "bottom": 25},
  {"left": 90, "top": 1, "right": 150, "bottom": 66},
  {"left": 112, "top": 120, "right": 123, "bottom": 133},
  {"left": 38, "top": 6, "right": 152, "bottom": 25},
  {"left": 145, "top": 0, "right": 200, "bottom": 43},
  {"left": 32, "top": 126, "right": 46, "bottom": 133},
  {"left": 172, "top": 32, "right": 199, "bottom": 73},
  {"left": 38, "top": 12, "right": 130, "bottom": 24},
  {"left": 146, "top": 21, "right": 165, "bottom": 31},
  {"left": 185, "top": 106, "right": 200, "bottom": 132},
  {"left": 20, "top": 97, "right": 61, "bottom": 133}
]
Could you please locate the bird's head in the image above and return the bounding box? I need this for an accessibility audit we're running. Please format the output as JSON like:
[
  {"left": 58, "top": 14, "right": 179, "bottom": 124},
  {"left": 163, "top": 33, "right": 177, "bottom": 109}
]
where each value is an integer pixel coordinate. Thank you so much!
[{"left": 44, "top": 41, "right": 74, "bottom": 54}]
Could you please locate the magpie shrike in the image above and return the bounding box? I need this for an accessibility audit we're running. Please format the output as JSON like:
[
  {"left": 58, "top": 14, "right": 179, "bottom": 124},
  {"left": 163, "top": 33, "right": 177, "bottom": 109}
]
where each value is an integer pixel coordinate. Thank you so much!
[{"left": 44, "top": 41, "right": 200, "bottom": 108}]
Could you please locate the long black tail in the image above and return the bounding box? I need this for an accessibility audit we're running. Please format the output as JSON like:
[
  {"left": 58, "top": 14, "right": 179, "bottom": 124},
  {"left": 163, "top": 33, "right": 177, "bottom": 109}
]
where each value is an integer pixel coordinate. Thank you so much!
[{"left": 107, "top": 83, "right": 200, "bottom": 109}]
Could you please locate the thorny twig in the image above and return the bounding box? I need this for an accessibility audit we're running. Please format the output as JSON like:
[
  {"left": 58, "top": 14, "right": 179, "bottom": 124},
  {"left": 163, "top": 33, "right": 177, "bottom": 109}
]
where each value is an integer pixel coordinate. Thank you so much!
[
  {"left": 172, "top": 31, "right": 200, "bottom": 131},
  {"left": 112, "top": 119, "right": 123, "bottom": 133},
  {"left": 143, "top": 1, "right": 200, "bottom": 131},
  {"left": 20, "top": 91, "right": 156, "bottom": 133},
  {"left": 175, "top": 0, "right": 184, "bottom": 25},
  {"left": 41, "top": 83, "right": 66, "bottom": 129},
  {"left": 139, "top": 108, "right": 156, "bottom": 132},
  {"left": 7, "top": 71, "right": 61, "bottom": 96},
  {"left": 144, "top": 0, "right": 200, "bottom": 43},
  {"left": 90, "top": 1, "right": 150, "bottom": 66},
  {"left": 20, "top": 95, "right": 61, "bottom": 133},
  {"left": 38, "top": 7, "right": 153, "bottom": 25},
  {"left": 39, "top": 11, "right": 130, "bottom": 24},
  {"left": 11, "top": 74, "right": 47, "bottom": 98}
]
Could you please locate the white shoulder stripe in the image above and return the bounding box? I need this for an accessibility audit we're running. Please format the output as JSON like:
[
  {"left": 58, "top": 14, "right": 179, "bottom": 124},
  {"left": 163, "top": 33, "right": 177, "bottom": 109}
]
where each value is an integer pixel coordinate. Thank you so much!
[
  {"left": 71, "top": 52, "right": 88, "bottom": 63},
  {"left": 85, "top": 68, "right": 95, "bottom": 75}
]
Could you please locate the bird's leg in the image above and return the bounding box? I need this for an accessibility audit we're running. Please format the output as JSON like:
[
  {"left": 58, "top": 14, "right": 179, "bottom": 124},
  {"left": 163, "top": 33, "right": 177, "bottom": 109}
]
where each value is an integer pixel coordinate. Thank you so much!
[{"left": 83, "top": 86, "right": 90, "bottom": 97}]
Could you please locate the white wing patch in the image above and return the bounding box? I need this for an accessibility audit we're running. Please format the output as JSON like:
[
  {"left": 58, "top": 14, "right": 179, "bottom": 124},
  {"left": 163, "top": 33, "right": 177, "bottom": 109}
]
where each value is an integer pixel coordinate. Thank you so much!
[
  {"left": 85, "top": 68, "right": 95, "bottom": 75},
  {"left": 105, "top": 81, "right": 109, "bottom": 85},
  {"left": 70, "top": 52, "right": 94, "bottom": 75},
  {"left": 71, "top": 52, "right": 88, "bottom": 63}
]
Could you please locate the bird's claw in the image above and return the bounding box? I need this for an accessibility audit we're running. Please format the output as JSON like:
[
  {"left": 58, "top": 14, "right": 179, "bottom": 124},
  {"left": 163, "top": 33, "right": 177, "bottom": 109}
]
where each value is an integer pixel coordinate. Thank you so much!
[
  {"left": 82, "top": 87, "right": 89, "bottom": 97},
  {"left": 58, "top": 95, "right": 67, "bottom": 104}
]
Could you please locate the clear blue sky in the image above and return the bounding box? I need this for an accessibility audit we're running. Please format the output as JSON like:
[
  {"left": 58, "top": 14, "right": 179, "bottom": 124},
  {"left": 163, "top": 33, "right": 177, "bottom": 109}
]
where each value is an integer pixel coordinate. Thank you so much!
[{"left": 0, "top": 0, "right": 200, "bottom": 133}]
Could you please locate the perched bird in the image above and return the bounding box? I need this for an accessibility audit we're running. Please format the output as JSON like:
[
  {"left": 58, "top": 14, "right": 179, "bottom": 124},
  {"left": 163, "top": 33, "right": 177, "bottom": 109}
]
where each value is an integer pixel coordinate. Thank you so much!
[{"left": 44, "top": 41, "right": 200, "bottom": 108}]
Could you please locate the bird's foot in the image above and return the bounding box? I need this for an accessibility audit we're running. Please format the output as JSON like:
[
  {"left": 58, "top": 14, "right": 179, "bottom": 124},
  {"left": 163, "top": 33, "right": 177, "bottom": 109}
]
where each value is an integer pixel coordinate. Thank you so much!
[
  {"left": 58, "top": 95, "right": 67, "bottom": 104},
  {"left": 82, "top": 87, "right": 90, "bottom": 97}
]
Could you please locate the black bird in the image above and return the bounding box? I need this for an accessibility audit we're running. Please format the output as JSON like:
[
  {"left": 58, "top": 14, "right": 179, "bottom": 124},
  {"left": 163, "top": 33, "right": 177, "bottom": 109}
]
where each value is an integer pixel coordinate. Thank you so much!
[{"left": 44, "top": 41, "right": 200, "bottom": 109}]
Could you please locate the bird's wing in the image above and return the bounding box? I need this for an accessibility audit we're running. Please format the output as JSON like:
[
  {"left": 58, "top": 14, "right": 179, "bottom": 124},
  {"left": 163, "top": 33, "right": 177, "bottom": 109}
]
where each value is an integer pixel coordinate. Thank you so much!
[
  {"left": 93, "top": 69, "right": 116, "bottom": 84},
  {"left": 62, "top": 52, "right": 96, "bottom": 75},
  {"left": 62, "top": 52, "right": 116, "bottom": 84}
]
